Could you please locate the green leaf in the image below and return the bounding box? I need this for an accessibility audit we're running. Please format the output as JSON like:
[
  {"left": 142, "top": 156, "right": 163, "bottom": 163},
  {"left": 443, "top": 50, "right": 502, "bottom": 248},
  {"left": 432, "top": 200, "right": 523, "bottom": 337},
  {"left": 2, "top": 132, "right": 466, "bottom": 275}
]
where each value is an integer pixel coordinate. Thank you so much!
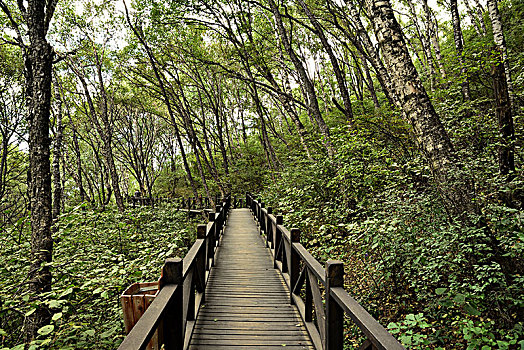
[
  {"left": 464, "top": 303, "right": 481, "bottom": 316},
  {"left": 52, "top": 312, "right": 63, "bottom": 321},
  {"left": 49, "top": 300, "right": 61, "bottom": 309},
  {"left": 37, "top": 324, "right": 54, "bottom": 336},
  {"left": 84, "top": 329, "right": 95, "bottom": 337},
  {"left": 59, "top": 287, "right": 74, "bottom": 298},
  {"left": 435, "top": 288, "right": 447, "bottom": 295},
  {"left": 453, "top": 293, "right": 466, "bottom": 304},
  {"left": 0, "top": 329, "right": 6, "bottom": 336},
  {"left": 25, "top": 308, "right": 36, "bottom": 317}
]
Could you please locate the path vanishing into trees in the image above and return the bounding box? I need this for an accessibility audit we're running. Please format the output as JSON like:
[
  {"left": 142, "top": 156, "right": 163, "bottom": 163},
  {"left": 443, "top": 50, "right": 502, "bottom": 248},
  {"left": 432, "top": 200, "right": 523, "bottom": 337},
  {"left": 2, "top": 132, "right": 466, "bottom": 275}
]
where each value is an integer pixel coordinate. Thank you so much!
[
  {"left": 118, "top": 195, "right": 405, "bottom": 350},
  {"left": 188, "top": 208, "right": 313, "bottom": 350}
]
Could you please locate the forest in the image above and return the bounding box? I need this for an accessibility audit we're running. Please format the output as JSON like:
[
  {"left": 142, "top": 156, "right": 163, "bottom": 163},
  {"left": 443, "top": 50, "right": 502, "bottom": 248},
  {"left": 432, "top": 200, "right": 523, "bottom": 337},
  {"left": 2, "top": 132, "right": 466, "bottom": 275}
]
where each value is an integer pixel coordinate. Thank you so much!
[{"left": 0, "top": 0, "right": 522, "bottom": 347}]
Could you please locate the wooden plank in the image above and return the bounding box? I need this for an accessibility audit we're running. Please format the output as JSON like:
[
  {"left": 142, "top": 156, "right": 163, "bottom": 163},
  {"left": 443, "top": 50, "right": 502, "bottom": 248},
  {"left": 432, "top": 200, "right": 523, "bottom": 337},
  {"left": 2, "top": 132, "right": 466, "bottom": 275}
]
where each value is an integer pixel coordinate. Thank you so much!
[{"left": 188, "top": 209, "right": 314, "bottom": 350}]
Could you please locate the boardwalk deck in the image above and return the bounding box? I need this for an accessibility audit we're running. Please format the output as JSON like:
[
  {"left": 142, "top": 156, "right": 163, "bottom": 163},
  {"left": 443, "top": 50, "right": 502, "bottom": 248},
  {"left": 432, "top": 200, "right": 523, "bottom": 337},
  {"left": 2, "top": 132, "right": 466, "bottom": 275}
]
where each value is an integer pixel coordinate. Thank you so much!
[{"left": 188, "top": 209, "right": 314, "bottom": 350}]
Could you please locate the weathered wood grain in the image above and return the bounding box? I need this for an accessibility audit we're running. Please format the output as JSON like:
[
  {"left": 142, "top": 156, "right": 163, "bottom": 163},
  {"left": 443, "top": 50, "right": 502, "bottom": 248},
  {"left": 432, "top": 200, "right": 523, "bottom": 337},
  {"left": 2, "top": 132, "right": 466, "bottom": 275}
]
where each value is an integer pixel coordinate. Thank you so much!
[{"left": 189, "top": 209, "right": 314, "bottom": 350}]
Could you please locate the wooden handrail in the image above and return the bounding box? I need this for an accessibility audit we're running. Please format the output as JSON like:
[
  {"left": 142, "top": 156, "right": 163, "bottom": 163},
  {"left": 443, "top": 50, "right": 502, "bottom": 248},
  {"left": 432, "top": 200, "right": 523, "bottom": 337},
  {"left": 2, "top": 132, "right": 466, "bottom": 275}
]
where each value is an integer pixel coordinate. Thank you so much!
[
  {"left": 118, "top": 195, "right": 231, "bottom": 350},
  {"left": 246, "top": 193, "right": 404, "bottom": 350}
]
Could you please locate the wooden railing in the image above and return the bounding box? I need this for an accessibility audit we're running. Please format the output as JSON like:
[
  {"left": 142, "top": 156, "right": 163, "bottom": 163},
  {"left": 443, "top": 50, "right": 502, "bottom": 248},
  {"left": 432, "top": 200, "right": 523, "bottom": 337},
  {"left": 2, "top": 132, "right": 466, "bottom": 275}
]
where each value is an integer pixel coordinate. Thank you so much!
[
  {"left": 127, "top": 196, "right": 175, "bottom": 208},
  {"left": 246, "top": 193, "right": 405, "bottom": 350},
  {"left": 117, "top": 196, "right": 231, "bottom": 350},
  {"left": 128, "top": 195, "right": 245, "bottom": 211}
]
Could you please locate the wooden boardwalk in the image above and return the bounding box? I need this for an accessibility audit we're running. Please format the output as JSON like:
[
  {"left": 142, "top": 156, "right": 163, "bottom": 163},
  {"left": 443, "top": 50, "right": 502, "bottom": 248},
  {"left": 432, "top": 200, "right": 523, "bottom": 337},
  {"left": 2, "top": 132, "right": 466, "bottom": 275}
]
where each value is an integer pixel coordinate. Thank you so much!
[{"left": 188, "top": 209, "right": 314, "bottom": 350}]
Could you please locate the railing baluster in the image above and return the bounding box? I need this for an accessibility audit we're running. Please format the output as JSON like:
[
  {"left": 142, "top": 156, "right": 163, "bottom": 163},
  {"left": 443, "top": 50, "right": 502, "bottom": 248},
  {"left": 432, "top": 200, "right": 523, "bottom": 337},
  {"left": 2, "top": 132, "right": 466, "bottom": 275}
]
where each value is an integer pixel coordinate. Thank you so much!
[
  {"left": 275, "top": 215, "right": 283, "bottom": 265},
  {"left": 326, "top": 261, "right": 344, "bottom": 350},
  {"left": 208, "top": 213, "right": 216, "bottom": 268},
  {"left": 289, "top": 228, "right": 300, "bottom": 304},
  {"left": 161, "top": 258, "right": 183, "bottom": 350}
]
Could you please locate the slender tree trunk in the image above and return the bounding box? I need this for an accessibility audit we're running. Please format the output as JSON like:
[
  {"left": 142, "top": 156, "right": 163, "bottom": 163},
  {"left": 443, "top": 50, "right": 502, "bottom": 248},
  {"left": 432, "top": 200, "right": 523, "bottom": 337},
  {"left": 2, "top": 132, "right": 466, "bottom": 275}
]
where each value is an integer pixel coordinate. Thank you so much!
[
  {"left": 338, "top": 0, "right": 398, "bottom": 106},
  {"left": 359, "top": 51, "right": 381, "bottom": 110},
  {"left": 68, "top": 61, "right": 124, "bottom": 212},
  {"left": 491, "top": 50, "right": 515, "bottom": 177},
  {"left": 450, "top": 0, "right": 472, "bottom": 103},
  {"left": 268, "top": 0, "right": 334, "bottom": 157},
  {"left": 487, "top": 0, "right": 515, "bottom": 111},
  {"left": 94, "top": 55, "right": 125, "bottom": 212},
  {"left": 421, "top": 0, "right": 447, "bottom": 80},
  {"left": 124, "top": 3, "right": 199, "bottom": 199},
  {"left": 297, "top": 0, "right": 353, "bottom": 124},
  {"left": 365, "top": 0, "right": 476, "bottom": 219},
  {"left": 52, "top": 94, "right": 63, "bottom": 221},
  {"left": 405, "top": 0, "right": 436, "bottom": 88},
  {"left": 261, "top": 68, "right": 312, "bottom": 159},
  {"left": 70, "top": 125, "right": 87, "bottom": 202},
  {"left": 463, "top": 0, "right": 483, "bottom": 35}
]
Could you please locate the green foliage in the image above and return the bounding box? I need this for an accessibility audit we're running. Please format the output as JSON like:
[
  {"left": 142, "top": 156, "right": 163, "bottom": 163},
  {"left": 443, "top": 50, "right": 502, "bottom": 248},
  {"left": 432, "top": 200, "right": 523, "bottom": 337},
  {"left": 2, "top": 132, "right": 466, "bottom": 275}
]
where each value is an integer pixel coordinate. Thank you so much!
[
  {"left": 258, "top": 108, "right": 523, "bottom": 347},
  {"left": 0, "top": 204, "right": 199, "bottom": 349}
]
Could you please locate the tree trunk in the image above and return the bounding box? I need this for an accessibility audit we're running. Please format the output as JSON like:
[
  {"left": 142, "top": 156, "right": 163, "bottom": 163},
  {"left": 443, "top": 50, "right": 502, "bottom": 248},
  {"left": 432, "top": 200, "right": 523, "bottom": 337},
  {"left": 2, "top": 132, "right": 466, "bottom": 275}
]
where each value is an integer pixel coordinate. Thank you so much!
[
  {"left": 268, "top": 0, "right": 334, "bottom": 157},
  {"left": 421, "top": 0, "right": 447, "bottom": 80},
  {"left": 491, "top": 49, "right": 515, "bottom": 177},
  {"left": 487, "top": 0, "right": 515, "bottom": 111},
  {"left": 123, "top": 4, "right": 199, "bottom": 199},
  {"left": 70, "top": 125, "right": 88, "bottom": 202},
  {"left": 297, "top": 0, "right": 354, "bottom": 124},
  {"left": 24, "top": 0, "right": 56, "bottom": 340},
  {"left": 336, "top": 0, "right": 398, "bottom": 107},
  {"left": 405, "top": 0, "right": 436, "bottom": 88},
  {"left": 359, "top": 51, "right": 381, "bottom": 110},
  {"left": 450, "top": 0, "right": 472, "bottom": 103},
  {"left": 94, "top": 54, "right": 125, "bottom": 212},
  {"left": 365, "top": 0, "right": 476, "bottom": 219},
  {"left": 52, "top": 93, "right": 64, "bottom": 221}
]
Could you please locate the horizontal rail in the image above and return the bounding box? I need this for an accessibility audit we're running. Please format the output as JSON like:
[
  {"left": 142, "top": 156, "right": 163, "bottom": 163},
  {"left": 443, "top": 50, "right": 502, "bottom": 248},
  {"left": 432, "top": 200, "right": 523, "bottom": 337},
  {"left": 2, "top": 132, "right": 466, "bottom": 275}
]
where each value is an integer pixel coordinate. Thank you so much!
[
  {"left": 118, "top": 195, "right": 231, "bottom": 350},
  {"left": 330, "top": 288, "right": 404, "bottom": 350},
  {"left": 246, "top": 193, "right": 404, "bottom": 350}
]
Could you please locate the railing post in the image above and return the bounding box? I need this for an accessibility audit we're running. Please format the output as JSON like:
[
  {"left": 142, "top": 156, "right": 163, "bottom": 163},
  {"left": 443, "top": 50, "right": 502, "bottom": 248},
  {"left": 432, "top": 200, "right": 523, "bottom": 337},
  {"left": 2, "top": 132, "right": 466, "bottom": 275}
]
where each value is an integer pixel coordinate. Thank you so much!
[
  {"left": 215, "top": 205, "right": 222, "bottom": 241},
  {"left": 274, "top": 215, "right": 283, "bottom": 267},
  {"left": 208, "top": 213, "right": 216, "bottom": 267},
  {"left": 161, "top": 258, "right": 183, "bottom": 350},
  {"left": 260, "top": 202, "right": 265, "bottom": 232},
  {"left": 289, "top": 228, "right": 300, "bottom": 304},
  {"left": 325, "top": 260, "right": 344, "bottom": 350},
  {"left": 196, "top": 225, "right": 207, "bottom": 303},
  {"left": 266, "top": 208, "right": 272, "bottom": 242}
]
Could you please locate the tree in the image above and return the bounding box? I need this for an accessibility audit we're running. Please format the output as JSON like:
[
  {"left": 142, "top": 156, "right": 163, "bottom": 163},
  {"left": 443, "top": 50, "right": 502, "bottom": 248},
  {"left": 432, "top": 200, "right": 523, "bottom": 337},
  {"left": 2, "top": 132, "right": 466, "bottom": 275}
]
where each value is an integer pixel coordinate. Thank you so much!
[
  {"left": 364, "top": 0, "right": 476, "bottom": 219},
  {"left": 0, "top": 0, "right": 58, "bottom": 340}
]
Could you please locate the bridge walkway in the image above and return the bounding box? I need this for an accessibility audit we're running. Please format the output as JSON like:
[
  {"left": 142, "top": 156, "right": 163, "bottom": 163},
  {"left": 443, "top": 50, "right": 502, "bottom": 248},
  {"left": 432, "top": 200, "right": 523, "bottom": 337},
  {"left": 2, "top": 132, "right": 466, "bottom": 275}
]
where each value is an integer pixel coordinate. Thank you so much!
[{"left": 188, "top": 208, "right": 314, "bottom": 350}]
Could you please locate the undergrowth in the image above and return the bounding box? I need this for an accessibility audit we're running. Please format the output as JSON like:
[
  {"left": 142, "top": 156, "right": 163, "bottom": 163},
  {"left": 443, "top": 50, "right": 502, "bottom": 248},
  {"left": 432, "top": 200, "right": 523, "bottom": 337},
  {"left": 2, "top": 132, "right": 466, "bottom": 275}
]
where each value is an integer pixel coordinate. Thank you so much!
[
  {"left": 259, "top": 125, "right": 524, "bottom": 349},
  {"left": 0, "top": 203, "right": 199, "bottom": 349}
]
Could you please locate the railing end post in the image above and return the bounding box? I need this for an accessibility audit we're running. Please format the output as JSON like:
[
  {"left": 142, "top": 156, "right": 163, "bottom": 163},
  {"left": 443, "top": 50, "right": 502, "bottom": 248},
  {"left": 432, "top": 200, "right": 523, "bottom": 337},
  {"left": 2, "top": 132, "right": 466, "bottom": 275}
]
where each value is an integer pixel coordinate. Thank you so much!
[
  {"left": 197, "top": 224, "right": 207, "bottom": 239},
  {"left": 290, "top": 228, "right": 300, "bottom": 242},
  {"left": 326, "top": 260, "right": 344, "bottom": 287},
  {"left": 161, "top": 257, "right": 183, "bottom": 287},
  {"left": 325, "top": 260, "right": 344, "bottom": 350}
]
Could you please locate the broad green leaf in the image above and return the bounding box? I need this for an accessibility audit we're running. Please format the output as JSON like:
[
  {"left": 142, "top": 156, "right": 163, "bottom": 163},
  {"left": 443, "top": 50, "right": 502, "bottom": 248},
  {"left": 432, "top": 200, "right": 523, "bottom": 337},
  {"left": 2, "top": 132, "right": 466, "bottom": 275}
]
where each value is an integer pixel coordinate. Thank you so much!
[
  {"left": 464, "top": 303, "right": 481, "bottom": 316},
  {"left": 435, "top": 288, "right": 447, "bottom": 295},
  {"left": 37, "top": 324, "right": 54, "bottom": 336},
  {"left": 25, "top": 308, "right": 36, "bottom": 317}
]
